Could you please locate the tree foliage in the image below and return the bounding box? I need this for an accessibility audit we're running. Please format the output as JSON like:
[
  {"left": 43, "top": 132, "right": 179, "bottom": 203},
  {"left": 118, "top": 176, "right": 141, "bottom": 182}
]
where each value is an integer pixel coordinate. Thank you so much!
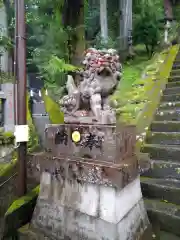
[
  {"left": 133, "top": 0, "right": 164, "bottom": 56},
  {"left": 1, "top": 0, "right": 178, "bottom": 88},
  {"left": 25, "top": 0, "right": 83, "bottom": 87}
]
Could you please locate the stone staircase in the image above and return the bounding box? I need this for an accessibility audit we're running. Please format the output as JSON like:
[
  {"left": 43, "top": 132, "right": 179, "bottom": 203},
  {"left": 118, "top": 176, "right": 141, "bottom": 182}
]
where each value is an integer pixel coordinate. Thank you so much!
[
  {"left": 141, "top": 53, "right": 180, "bottom": 238},
  {"left": 30, "top": 97, "right": 50, "bottom": 147}
]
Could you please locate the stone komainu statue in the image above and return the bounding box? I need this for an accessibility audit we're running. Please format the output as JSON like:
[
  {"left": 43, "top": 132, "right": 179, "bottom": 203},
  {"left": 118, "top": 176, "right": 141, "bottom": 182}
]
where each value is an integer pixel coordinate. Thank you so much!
[{"left": 60, "top": 48, "right": 122, "bottom": 124}]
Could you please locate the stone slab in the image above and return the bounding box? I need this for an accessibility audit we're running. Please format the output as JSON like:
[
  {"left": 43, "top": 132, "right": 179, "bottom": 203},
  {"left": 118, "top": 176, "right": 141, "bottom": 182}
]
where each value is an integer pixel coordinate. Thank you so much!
[
  {"left": 29, "top": 174, "right": 149, "bottom": 239},
  {"left": 37, "top": 173, "right": 142, "bottom": 224},
  {"left": 31, "top": 198, "right": 149, "bottom": 240}
]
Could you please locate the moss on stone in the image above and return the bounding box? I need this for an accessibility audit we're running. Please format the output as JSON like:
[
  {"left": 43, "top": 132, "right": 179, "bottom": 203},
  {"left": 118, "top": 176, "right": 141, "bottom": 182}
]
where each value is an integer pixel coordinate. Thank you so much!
[
  {"left": 5, "top": 185, "right": 39, "bottom": 216},
  {"left": 3, "top": 186, "right": 40, "bottom": 238},
  {"left": 0, "top": 94, "right": 39, "bottom": 179},
  {"left": 27, "top": 93, "right": 39, "bottom": 152},
  {"left": 18, "top": 223, "right": 30, "bottom": 232},
  {"left": 42, "top": 89, "right": 64, "bottom": 124},
  {"left": 0, "top": 129, "right": 14, "bottom": 147},
  {"left": 114, "top": 45, "right": 179, "bottom": 152},
  {"left": 0, "top": 157, "right": 17, "bottom": 178}
]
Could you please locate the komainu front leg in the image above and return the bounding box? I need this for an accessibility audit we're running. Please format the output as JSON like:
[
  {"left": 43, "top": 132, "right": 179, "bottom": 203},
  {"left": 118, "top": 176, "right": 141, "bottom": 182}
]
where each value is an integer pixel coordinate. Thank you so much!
[{"left": 90, "top": 93, "right": 102, "bottom": 123}]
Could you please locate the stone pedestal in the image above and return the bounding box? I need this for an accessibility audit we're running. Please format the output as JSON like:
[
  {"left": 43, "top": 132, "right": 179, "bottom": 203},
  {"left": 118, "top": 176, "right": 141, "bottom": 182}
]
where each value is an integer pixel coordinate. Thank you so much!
[
  {"left": 26, "top": 123, "right": 152, "bottom": 240},
  {"left": 30, "top": 172, "right": 151, "bottom": 240}
]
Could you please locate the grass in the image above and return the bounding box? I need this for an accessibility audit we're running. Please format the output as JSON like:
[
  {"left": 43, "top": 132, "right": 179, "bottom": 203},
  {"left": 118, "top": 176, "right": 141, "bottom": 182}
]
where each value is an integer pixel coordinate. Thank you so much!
[
  {"left": 42, "top": 89, "right": 64, "bottom": 124},
  {"left": 119, "top": 44, "right": 158, "bottom": 93},
  {"left": 113, "top": 45, "right": 170, "bottom": 115},
  {"left": 120, "top": 55, "right": 150, "bottom": 92},
  {"left": 119, "top": 45, "right": 168, "bottom": 93}
]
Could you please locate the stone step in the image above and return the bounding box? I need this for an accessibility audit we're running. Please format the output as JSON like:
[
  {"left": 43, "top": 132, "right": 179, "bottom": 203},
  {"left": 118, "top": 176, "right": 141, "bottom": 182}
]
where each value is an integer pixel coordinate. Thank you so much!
[
  {"left": 170, "top": 70, "right": 180, "bottom": 77},
  {"left": 172, "top": 64, "right": 180, "bottom": 70},
  {"left": 174, "top": 59, "right": 180, "bottom": 63},
  {"left": 141, "top": 177, "right": 180, "bottom": 205},
  {"left": 145, "top": 199, "right": 180, "bottom": 236},
  {"left": 16, "top": 213, "right": 180, "bottom": 240},
  {"left": 166, "top": 81, "right": 180, "bottom": 88},
  {"left": 32, "top": 115, "right": 50, "bottom": 147},
  {"left": 161, "top": 93, "right": 180, "bottom": 102},
  {"left": 174, "top": 58, "right": 180, "bottom": 62},
  {"left": 19, "top": 224, "right": 174, "bottom": 240},
  {"left": 151, "top": 121, "right": 180, "bottom": 132},
  {"left": 32, "top": 102, "right": 47, "bottom": 115},
  {"left": 146, "top": 132, "right": 180, "bottom": 145},
  {"left": 164, "top": 86, "right": 180, "bottom": 95},
  {"left": 159, "top": 231, "right": 180, "bottom": 240},
  {"left": 175, "top": 55, "right": 180, "bottom": 60},
  {"left": 168, "top": 76, "right": 180, "bottom": 82},
  {"left": 142, "top": 144, "right": 180, "bottom": 162},
  {"left": 141, "top": 159, "right": 180, "bottom": 180},
  {"left": 173, "top": 63, "right": 180, "bottom": 67},
  {"left": 155, "top": 109, "right": 180, "bottom": 121},
  {"left": 159, "top": 101, "right": 180, "bottom": 110}
]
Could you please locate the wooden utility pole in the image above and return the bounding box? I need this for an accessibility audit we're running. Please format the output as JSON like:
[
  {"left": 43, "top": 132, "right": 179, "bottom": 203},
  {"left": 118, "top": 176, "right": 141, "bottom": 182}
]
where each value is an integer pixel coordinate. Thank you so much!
[
  {"left": 14, "top": 0, "right": 18, "bottom": 125},
  {"left": 100, "top": 0, "right": 108, "bottom": 43},
  {"left": 16, "top": 0, "right": 27, "bottom": 196}
]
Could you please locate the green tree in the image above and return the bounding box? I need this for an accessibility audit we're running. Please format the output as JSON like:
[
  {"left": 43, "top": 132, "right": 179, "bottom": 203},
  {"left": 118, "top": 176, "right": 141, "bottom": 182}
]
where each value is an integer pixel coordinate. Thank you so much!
[
  {"left": 24, "top": 0, "right": 85, "bottom": 88},
  {"left": 133, "top": 0, "right": 164, "bottom": 56}
]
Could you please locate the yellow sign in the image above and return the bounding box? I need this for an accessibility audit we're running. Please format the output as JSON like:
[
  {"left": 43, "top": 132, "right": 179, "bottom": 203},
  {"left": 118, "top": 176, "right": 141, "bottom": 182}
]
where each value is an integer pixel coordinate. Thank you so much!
[{"left": 72, "top": 131, "right": 81, "bottom": 143}]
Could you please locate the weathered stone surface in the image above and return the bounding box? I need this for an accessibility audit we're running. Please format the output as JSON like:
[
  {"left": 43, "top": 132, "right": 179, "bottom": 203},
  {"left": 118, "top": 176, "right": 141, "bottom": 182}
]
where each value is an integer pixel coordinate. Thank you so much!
[
  {"left": 159, "top": 101, "right": 180, "bottom": 110},
  {"left": 155, "top": 109, "right": 180, "bottom": 121},
  {"left": 60, "top": 48, "right": 122, "bottom": 125},
  {"left": 159, "top": 231, "right": 180, "bottom": 240},
  {"left": 142, "top": 144, "right": 180, "bottom": 162},
  {"left": 44, "top": 124, "right": 136, "bottom": 165},
  {"left": 164, "top": 86, "right": 180, "bottom": 95},
  {"left": 27, "top": 176, "right": 150, "bottom": 240},
  {"left": 35, "top": 174, "right": 142, "bottom": 223},
  {"left": 168, "top": 75, "right": 180, "bottom": 82},
  {"left": 141, "top": 177, "right": 180, "bottom": 205},
  {"left": 141, "top": 159, "right": 180, "bottom": 180},
  {"left": 1, "top": 83, "right": 15, "bottom": 132},
  {"left": 18, "top": 223, "right": 154, "bottom": 240},
  {"left": 31, "top": 198, "right": 149, "bottom": 240},
  {"left": 146, "top": 132, "right": 180, "bottom": 145},
  {"left": 141, "top": 49, "right": 180, "bottom": 236},
  {"left": 170, "top": 70, "right": 180, "bottom": 77},
  {"left": 27, "top": 152, "right": 138, "bottom": 190},
  {"left": 172, "top": 64, "right": 180, "bottom": 70},
  {"left": 151, "top": 121, "right": 180, "bottom": 132},
  {"left": 0, "top": 174, "right": 37, "bottom": 239},
  {"left": 145, "top": 199, "right": 180, "bottom": 237},
  {"left": 166, "top": 80, "right": 180, "bottom": 88},
  {"left": 161, "top": 93, "right": 180, "bottom": 102}
]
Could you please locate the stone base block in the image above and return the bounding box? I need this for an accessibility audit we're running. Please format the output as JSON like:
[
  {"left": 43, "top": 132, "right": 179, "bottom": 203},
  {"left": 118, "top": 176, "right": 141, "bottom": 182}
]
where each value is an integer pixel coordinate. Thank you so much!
[
  {"left": 30, "top": 176, "right": 151, "bottom": 240},
  {"left": 19, "top": 199, "right": 151, "bottom": 240}
]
